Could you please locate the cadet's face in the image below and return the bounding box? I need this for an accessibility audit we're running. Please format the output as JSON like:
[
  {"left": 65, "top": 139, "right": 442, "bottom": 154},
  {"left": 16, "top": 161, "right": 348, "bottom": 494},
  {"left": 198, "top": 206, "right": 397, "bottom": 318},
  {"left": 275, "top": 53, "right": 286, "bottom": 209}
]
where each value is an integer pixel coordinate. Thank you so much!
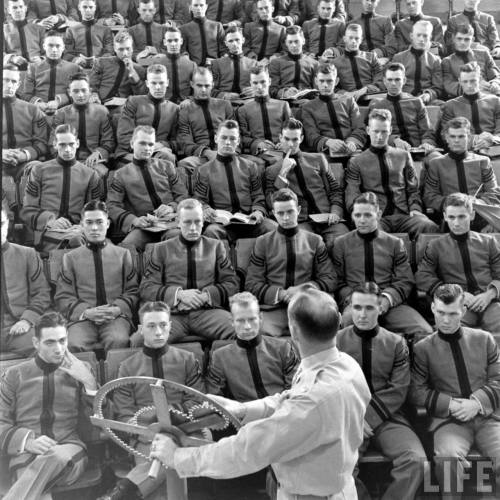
[
  {"left": 411, "top": 25, "right": 431, "bottom": 50},
  {"left": 81, "top": 209, "right": 109, "bottom": 242},
  {"left": 406, "top": 0, "right": 423, "bottom": 16},
  {"left": 454, "top": 32, "right": 473, "bottom": 52},
  {"left": 132, "top": 130, "right": 155, "bottom": 159},
  {"left": 164, "top": 32, "right": 182, "bottom": 53},
  {"left": 431, "top": 298, "right": 465, "bottom": 335},
  {"left": 351, "top": 292, "right": 380, "bottom": 331},
  {"left": 463, "top": 0, "right": 480, "bottom": 11},
  {"left": 1, "top": 214, "right": 9, "bottom": 245},
  {"left": 367, "top": 118, "right": 391, "bottom": 148},
  {"left": 444, "top": 205, "right": 472, "bottom": 235},
  {"left": 146, "top": 72, "right": 168, "bottom": 98},
  {"left": 55, "top": 132, "right": 79, "bottom": 160},
  {"left": 44, "top": 36, "right": 65, "bottom": 60},
  {"left": 256, "top": 1, "right": 272, "bottom": 21},
  {"left": 384, "top": 69, "right": 406, "bottom": 95},
  {"left": 79, "top": 0, "right": 96, "bottom": 20},
  {"left": 315, "top": 71, "right": 336, "bottom": 95},
  {"left": 285, "top": 33, "right": 304, "bottom": 54},
  {"left": 138, "top": 1, "right": 155, "bottom": 22},
  {"left": 2, "top": 69, "right": 21, "bottom": 98},
  {"left": 250, "top": 71, "right": 270, "bottom": 96},
  {"left": 216, "top": 126, "right": 240, "bottom": 155},
  {"left": 232, "top": 302, "right": 262, "bottom": 340},
  {"left": 191, "top": 73, "right": 213, "bottom": 99},
  {"left": 318, "top": 1, "right": 334, "bottom": 19},
  {"left": 114, "top": 40, "right": 133, "bottom": 60},
  {"left": 273, "top": 199, "right": 300, "bottom": 229},
  {"left": 141, "top": 311, "right": 170, "bottom": 348},
  {"left": 352, "top": 202, "right": 380, "bottom": 233},
  {"left": 225, "top": 33, "right": 244, "bottom": 54},
  {"left": 190, "top": 0, "right": 207, "bottom": 18},
  {"left": 178, "top": 206, "right": 204, "bottom": 241},
  {"left": 8, "top": 0, "right": 27, "bottom": 21},
  {"left": 34, "top": 326, "right": 68, "bottom": 364},
  {"left": 344, "top": 30, "right": 362, "bottom": 51},
  {"left": 445, "top": 126, "right": 469, "bottom": 154},
  {"left": 279, "top": 128, "right": 303, "bottom": 154},
  {"left": 362, "top": 0, "right": 379, "bottom": 13},
  {"left": 459, "top": 71, "right": 480, "bottom": 95},
  {"left": 69, "top": 80, "right": 91, "bottom": 105}
]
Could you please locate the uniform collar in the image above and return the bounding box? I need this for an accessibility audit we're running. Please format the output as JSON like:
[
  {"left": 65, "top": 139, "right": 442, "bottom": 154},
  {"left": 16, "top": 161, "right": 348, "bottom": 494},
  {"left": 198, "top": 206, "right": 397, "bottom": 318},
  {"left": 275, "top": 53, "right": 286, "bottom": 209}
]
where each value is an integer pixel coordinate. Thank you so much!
[
  {"left": 236, "top": 335, "right": 262, "bottom": 349},
  {"left": 193, "top": 17, "right": 206, "bottom": 24},
  {"left": 148, "top": 93, "right": 165, "bottom": 104},
  {"left": 194, "top": 97, "right": 210, "bottom": 106},
  {"left": 82, "top": 19, "right": 96, "bottom": 26},
  {"left": 14, "top": 19, "right": 28, "bottom": 27},
  {"left": 345, "top": 50, "right": 359, "bottom": 58},
  {"left": 448, "top": 150, "right": 468, "bottom": 161},
  {"left": 133, "top": 157, "right": 150, "bottom": 168},
  {"left": 409, "top": 14, "right": 423, "bottom": 23},
  {"left": 463, "top": 10, "right": 477, "bottom": 18},
  {"left": 143, "top": 345, "right": 168, "bottom": 358},
  {"left": 319, "top": 93, "right": 335, "bottom": 102},
  {"left": 463, "top": 92, "right": 480, "bottom": 102},
  {"left": 449, "top": 231, "right": 470, "bottom": 242},
  {"left": 179, "top": 234, "right": 200, "bottom": 247},
  {"left": 86, "top": 240, "right": 106, "bottom": 251},
  {"left": 287, "top": 52, "right": 302, "bottom": 61},
  {"left": 387, "top": 93, "right": 402, "bottom": 102},
  {"left": 216, "top": 153, "right": 234, "bottom": 164},
  {"left": 438, "top": 327, "right": 463, "bottom": 342},
  {"left": 369, "top": 145, "right": 388, "bottom": 155},
  {"left": 56, "top": 156, "right": 77, "bottom": 167},
  {"left": 254, "top": 95, "right": 270, "bottom": 103},
  {"left": 357, "top": 229, "right": 379, "bottom": 241},
  {"left": 410, "top": 47, "right": 425, "bottom": 57},
  {"left": 35, "top": 354, "right": 60, "bottom": 373},
  {"left": 318, "top": 17, "right": 330, "bottom": 25},
  {"left": 277, "top": 225, "right": 299, "bottom": 237},
  {"left": 353, "top": 324, "right": 379, "bottom": 339}
]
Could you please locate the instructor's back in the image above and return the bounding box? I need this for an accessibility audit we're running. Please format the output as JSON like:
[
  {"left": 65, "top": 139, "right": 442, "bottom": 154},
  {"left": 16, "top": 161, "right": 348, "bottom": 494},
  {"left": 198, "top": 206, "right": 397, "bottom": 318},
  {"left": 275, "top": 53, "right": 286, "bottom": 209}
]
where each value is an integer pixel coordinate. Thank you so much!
[{"left": 152, "top": 288, "right": 371, "bottom": 500}]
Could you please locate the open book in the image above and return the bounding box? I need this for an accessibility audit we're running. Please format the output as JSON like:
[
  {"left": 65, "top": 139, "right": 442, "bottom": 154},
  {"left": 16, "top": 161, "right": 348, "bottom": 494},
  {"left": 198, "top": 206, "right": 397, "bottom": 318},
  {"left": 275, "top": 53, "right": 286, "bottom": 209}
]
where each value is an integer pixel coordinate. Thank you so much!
[
  {"left": 104, "top": 96, "right": 127, "bottom": 107},
  {"left": 283, "top": 88, "right": 319, "bottom": 101},
  {"left": 309, "top": 213, "right": 346, "bottom": 224},
  {"left": 213, "top": 210, "right": 257, "bottom": 226}
]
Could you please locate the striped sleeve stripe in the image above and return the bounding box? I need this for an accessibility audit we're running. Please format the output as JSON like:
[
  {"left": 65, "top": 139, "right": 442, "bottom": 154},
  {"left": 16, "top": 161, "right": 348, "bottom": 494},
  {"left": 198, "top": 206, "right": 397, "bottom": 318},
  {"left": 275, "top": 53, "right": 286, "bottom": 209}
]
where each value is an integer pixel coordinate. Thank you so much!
[
  {"left": 480, "top": 385, "right": 499, "bottom": 410},
  {"left": 372, "top": 394, "right": 391, "bottom": 420}
]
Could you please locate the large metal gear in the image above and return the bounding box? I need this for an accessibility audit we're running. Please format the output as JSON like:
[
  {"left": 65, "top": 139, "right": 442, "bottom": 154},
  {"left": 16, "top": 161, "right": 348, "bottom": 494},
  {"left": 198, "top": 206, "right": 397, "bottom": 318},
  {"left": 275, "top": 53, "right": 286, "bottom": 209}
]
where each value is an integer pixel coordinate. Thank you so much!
[{"left": 90, "top": 376, "right": 241, "bottom": 463}]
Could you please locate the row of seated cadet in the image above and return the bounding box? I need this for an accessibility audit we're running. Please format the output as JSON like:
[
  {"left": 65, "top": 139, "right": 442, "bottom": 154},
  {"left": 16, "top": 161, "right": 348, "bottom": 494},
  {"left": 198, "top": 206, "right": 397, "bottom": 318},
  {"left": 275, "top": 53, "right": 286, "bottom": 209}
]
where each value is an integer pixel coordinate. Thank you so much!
[{"left": 1, "top": 278, "right": 499, "bottom": 500}]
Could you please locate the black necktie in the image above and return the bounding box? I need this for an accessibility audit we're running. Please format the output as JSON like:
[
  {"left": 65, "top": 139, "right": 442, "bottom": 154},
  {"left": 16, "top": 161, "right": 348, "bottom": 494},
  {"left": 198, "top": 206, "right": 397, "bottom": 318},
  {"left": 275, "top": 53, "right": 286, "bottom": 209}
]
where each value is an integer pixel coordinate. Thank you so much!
[
  {"left": 373, "top": 147, "right": 395, "bottom": 215},
  {"left": 84, "top": 21, "right": 93, "bottom": 56},
  {"left": 318, "top": 19, "right": 327, "bottom": 56},
  {"left": 16, "top": 21, "right": 29, "bottom": 60},
  {"left": 347, "top": 52, "right": 362, "bottom": 89},
  {"left": 411, "top": 49, "right": 423, "bottom": 95},
  {"left": 258, "top": 21, "right": 269, "bottom": 61},
  {"left": 231, "top": 55, "right": 241, "bottom": 93},
  {"left": 362, "top": 14, "right": 374, "bottom": 51},
  {"left": 48, "top": 59, "right": 58, "bottom": 101},
  {"left": 4, "top": 100, "right": 17, "bottom": 148}
]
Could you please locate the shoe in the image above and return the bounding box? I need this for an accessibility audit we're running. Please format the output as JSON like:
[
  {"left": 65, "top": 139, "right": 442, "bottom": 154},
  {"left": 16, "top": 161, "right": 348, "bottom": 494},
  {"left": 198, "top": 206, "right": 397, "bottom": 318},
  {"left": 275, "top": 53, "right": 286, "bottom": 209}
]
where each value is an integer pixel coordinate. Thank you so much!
[{"left": 96, "top": 484, "right": 136, "bottom": 500}]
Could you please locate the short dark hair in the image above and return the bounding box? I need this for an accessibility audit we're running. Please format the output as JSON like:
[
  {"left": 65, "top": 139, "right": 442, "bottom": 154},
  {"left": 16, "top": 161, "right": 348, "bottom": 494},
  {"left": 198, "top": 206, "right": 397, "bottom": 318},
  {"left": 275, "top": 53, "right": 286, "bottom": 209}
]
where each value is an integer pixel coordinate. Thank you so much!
[
  {"left": 443, "top": 192, "right": 473, "bottom": 213},
  {"left": 139, "top": 301, "right": 170, "bottom": 322},
  {"left": 351, "top": 282, "right": 381, "bottom": 298},
  {"left": 177, "top": 198, "right": 203, "bottom": 213},
  {"left": 459, "top": 61, "right": 480, "bottom": 76},
  {"left": 3, "top": 64, "right": 20, "bottom": 73},
  {"left": 433, "top": 284, "right": 465, "bottom": 305},
  {"left": 368, "top": 108, "right": 392, "bottom": 124},
  {"left": 455, "top": 24, "right": 474, "bottom": 36},
  {"left": 249, "top": 65, "right": 269, "bottom": 76},
  {"left": 54, "top": 123, "right": 77, "bottom": 137},
  {"left": 35, "top": 312, "right": 67, "bottom": 339},
  {"left": 229, "top": 292, "right": 260, "bottom": 311},
  {"left": 69, "top": 72, "right": 90, "bottom": 84},
  {"left": 384, "top": 62, "right": 405, "bottom": 76},
  {"left": 147, "top": 64, "right": 167, "bottom": 76},
  {"left": 282, "top": 117, "right": 303, "bottom": 133},
  {"left": 217, "top": 119, "right": 239, "bottom": 132},
  {"left": 165, "top": 26, "right": 182, "bottom": 35},
  {"left": 443, "top": 116, "right": 471, "bottom": 134},
  {"left": 352, "top": 192, "right": 379, "bottom": 210},
  {"left": 288, "top": 288, "right": 340, "bottom": 341},
  {"left": 225, "top": 26, "right": 243, "bottom": 37},
  {"left": 44, "top": 30, "right": 64, "bottom": 41},
  {"left": 82, "top": 200, "right": 108, "bottom": 217},
  {"left": 272, "top": 188, "right": 298, "bottom": 205},
  {"left": 316, "top": 63, "right": 337, "bottom": 77},
  {"left": 285, "top": 25, "right": 303, "bottom": 37}
]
